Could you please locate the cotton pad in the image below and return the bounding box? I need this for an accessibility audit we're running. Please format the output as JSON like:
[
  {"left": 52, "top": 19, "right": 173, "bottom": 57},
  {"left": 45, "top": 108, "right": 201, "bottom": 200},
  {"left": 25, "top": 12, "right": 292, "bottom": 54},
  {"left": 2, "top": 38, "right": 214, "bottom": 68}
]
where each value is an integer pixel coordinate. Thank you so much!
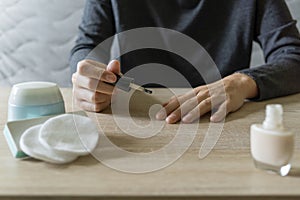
[
  {"left": 20, "top": 125, "right": 78, "bottom": 164},
  {"left": 39, "top": 114, "right": 99, "bottom": 156}
]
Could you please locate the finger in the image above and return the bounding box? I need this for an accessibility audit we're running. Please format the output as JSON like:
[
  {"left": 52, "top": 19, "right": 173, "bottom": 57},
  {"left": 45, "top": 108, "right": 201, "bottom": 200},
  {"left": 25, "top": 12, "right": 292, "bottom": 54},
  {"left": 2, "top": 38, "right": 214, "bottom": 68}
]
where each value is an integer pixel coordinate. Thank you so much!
[
  {"left": 196, "top": 88, "right": 211, "bottom": 102},
  {"left": 77, "top": 99, "right": 111, "bottom": 113},
  {"left": 74, "top": 86, "right": 111, "bottom": 104},
  {"left": 160, "top": 95, "right": 182, "bottom": 108},
  {"left": 84, "top": 59, "right": 107, "bottom": 68},
  {"left": 182, "top": 98, "right": 212, "bottom": 123},
  {"left": 165, "top": 97, "right": 198, "bottom": 124},
  {"left": 106, "top": 60, "right": 121, "bottom": 75},
  {"left": 210, "top": 101, "right": 228, "bottom": 122},
  {"left": 162, "top": 102, "right": 169, "bottom": 107},
  {"left": 166, "top": 88, "right": 210, "bottom": 124},
  {"left": 156, "top": 93, "right": 195, "bottom": 120},
  {"left": 156, "top": 97, "right": 178, "bottom": 120},
  {"left": 77, "top": 60, "right": 116, "bottom": 83},
  {"left": 156, "top": 96, "right": 180, "bottom": 120},
  {"left": 75, "top": 75, "right": 115, "bottom": 95},
  {"left": 72, "top": 73, "right": 77, "bottom": 85}
]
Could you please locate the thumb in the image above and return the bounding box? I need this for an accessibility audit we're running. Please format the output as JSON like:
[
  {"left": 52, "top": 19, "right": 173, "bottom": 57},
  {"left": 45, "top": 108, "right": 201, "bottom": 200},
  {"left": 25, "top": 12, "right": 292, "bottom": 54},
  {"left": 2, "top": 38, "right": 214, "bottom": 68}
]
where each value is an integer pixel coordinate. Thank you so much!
[{"left": 107, "top": 60, "right": 121, "bottom": 75}]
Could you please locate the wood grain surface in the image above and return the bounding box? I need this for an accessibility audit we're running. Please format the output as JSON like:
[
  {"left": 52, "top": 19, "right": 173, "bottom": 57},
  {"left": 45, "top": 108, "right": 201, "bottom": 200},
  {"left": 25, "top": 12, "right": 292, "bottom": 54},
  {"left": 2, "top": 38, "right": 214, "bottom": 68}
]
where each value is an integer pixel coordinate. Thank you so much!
[{"left": 0, "top": 88, "right": 300, "bottom": 200}]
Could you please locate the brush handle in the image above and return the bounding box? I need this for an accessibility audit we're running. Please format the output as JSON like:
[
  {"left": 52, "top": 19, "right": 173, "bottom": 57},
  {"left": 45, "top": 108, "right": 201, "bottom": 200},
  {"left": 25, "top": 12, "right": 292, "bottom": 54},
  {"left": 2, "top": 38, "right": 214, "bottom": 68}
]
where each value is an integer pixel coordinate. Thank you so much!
[{"left": 106, "top": 74, "right": 134, "bottom": 92}]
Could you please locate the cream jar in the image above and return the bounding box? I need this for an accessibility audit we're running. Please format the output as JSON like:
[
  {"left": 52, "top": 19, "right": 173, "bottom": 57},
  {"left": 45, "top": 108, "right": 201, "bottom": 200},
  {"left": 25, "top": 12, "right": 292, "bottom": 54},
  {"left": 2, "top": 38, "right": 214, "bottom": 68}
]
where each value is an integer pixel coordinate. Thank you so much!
[
  {"left": 8, "top": 82, "right": 65, "bottom": 121},
  {"left": 250, "top": 104, "right": 294, "bottom": 176}
]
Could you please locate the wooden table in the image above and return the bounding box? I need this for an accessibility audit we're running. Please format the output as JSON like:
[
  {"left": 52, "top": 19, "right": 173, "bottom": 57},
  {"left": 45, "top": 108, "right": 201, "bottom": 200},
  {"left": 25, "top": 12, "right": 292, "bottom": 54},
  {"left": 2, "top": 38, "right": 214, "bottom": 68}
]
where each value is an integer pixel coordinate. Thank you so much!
[{"left": 0, "top": 88, "right": 300, "bottom": 200}]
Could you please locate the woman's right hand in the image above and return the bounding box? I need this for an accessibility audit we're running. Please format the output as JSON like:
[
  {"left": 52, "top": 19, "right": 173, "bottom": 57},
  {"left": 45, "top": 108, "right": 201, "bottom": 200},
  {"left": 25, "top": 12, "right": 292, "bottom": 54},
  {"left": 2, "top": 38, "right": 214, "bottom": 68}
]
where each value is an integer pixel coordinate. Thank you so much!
[{"left": 72, "top": 59, "right": 121, "bottom": 112}]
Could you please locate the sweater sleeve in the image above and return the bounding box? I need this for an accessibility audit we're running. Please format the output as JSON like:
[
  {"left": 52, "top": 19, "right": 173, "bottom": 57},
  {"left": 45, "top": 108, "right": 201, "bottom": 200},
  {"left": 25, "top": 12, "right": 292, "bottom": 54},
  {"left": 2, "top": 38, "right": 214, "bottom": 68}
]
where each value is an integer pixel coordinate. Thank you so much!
[
  {"left": 238, "top": 0, "right": 300, "bottom": 100},
  {"left": 69, "top": 0, "right": 115, "bottom": 74}
]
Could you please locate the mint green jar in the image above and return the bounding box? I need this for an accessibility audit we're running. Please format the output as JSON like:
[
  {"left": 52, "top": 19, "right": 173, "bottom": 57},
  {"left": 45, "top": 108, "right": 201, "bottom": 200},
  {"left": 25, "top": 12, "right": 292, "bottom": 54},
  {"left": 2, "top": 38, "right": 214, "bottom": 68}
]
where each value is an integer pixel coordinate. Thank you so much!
[{"left": 8, "top": 82, "right": 65, "bottom": 121}]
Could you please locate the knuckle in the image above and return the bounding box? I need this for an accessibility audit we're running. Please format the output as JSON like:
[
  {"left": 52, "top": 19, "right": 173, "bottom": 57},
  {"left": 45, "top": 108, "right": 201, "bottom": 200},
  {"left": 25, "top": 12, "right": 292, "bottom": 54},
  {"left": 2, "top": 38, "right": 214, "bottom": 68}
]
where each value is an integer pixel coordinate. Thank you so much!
[
  {"left": 71, "top": 73, "right": 77, "bottom": 84},
  {"left": 185, "top": 98, "right": 196, "bottom": 106},
  {"left": 203, "top": 90, "right": 210, "bottom": 97},
  {"left": 164, "top": 104, "right": 175, "bottom": 114},
  {"left": 224, "top": 84, "right": 234, "bottom": 92},
  {"left": 197, "top": 90, "right": 209, "bottom": 98},
  {"left": 79, "top": 59, "right": 89, "bottom": 66},
  {"left": 90, "top": 104, "right": 98, "bottom": 112},
  {"left": 90, "top": 92, "right": 98, "bottom": 103},
  {"left": 170, "top": 95, "right": 178, "bottom": 101},
  {"left": 170, "top": 97, "right": 179, "bottom": 104},
  {"left": 87, "top": 103, "right": 98, "bottom": 112},
  {"left": 94, "top": 104, "right": 101, "bottom": 112},
  {"left": 194, "top": 87, "right": 202, "bottom": 94},
  {"left": 193, "top": 88, "right": 200, "bottom": 95},
  {"left": 87, "top": 79, "right": 97, "bottom": 89},
  {"left": 91, "top": 93, "right": 109, "bottom": 103},
  {"left": 77, "top": 100, "right": 100, "bottom": 112},
  {"left": 77, "top": 60, "right": 89, "bottom": 74},
  {"left": 202, "top": 98, "right": 211, "bottom": 106},
  {"left": 78, "top": 101, "right": 88, "bottom": 110},
  {"left": 94, "top": 103, "right": 106, "bottom": 112},
  {"left": 99, "top": 71, "right": 105, "bottom": 79}
]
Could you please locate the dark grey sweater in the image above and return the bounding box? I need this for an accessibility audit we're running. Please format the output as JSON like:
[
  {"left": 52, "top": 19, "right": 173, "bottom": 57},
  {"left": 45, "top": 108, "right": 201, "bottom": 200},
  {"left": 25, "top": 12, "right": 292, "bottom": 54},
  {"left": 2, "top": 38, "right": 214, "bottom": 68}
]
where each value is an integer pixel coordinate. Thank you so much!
[{"left": 70, "top": 0, "right": 300, "bottom": 100}]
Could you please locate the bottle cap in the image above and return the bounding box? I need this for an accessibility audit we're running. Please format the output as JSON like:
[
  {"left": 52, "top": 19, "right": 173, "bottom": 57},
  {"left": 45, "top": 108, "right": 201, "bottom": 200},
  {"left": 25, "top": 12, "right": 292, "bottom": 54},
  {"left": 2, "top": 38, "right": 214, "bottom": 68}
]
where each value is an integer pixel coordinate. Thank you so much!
[{"left": 263, "top": 104, "right": 284, "bottom": 130}]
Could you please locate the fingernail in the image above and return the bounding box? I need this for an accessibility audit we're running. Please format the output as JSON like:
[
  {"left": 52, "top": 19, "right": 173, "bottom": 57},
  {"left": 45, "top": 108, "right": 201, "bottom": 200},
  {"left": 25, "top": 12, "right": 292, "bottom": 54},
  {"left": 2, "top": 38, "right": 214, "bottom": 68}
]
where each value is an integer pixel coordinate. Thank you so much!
[
  {"left": 211, "top": 115, "right": 223, "bottom": 123},
  {"left": 182, "top": 114, "right": 193, "bottom": 123},
  {"left": 210, "top": 115, "right": 217, "bottom": 122},
  {"left": 107, "top": 74, "right": 116, "bottom": 82},
  {"left": 156, "top": 110, "right": 166, "bottom": 120},
  {"left": 166, "top": 114, "right": 177, "bottom": 123},
  {"left": 108, "top": 60, "right": 116, "bottom": 65}
]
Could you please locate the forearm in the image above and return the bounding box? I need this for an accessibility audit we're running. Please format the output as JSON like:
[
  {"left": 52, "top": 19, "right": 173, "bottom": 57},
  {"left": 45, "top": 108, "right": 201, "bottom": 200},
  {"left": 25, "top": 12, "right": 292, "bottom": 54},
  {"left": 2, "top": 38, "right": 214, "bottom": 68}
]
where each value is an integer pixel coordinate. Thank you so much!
[
  {"left": 246, "top": 0, "right": 300, "bottom": 100},
  {"left": 70, "top": 0, "right": 115, "bottom": 74},
  {"left": 238, "top": 52, "right": 300, "bottom": 101}
]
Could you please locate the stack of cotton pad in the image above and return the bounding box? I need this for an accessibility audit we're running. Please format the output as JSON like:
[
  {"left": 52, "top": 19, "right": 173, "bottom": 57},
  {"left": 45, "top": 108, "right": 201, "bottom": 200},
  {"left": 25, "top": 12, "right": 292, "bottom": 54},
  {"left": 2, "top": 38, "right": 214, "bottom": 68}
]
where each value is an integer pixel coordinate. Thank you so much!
[{"left": 20, "top": 114, "right": 99, "bottom": 164}]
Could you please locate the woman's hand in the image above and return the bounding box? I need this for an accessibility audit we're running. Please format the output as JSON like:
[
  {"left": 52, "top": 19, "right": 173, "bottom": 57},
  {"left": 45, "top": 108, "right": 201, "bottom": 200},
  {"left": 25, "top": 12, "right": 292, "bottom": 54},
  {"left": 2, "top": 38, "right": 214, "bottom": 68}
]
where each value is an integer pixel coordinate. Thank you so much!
[
  {"left": 72, "top": 59, "right": 120, "bottom": 112},
  {"left": 156, "top": 73, "right": 258, "bottom": 123}
]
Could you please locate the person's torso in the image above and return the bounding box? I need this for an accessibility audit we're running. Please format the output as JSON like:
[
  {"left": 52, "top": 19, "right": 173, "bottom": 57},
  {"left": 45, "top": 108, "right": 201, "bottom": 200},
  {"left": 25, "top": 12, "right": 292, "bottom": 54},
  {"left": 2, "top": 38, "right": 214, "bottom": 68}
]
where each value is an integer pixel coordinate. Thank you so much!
[{"left": 110, "top": 0, "right": 257, "bottom": 87}]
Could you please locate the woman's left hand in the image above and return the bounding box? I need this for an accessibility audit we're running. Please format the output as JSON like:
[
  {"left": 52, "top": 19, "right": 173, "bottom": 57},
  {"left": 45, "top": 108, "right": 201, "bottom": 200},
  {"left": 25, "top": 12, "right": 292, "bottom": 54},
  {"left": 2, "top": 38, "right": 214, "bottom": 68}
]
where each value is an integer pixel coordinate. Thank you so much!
[{"left": 156, "top": 73, "right": 258, "bottom": 123}]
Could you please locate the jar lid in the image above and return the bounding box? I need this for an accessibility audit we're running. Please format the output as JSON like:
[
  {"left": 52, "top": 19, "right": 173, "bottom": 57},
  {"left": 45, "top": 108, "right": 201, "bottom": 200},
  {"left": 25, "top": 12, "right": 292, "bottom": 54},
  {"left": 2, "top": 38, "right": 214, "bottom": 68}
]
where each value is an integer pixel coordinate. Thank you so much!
[{"left": 9, "top": 82, "right": 64, "bottom": 106}]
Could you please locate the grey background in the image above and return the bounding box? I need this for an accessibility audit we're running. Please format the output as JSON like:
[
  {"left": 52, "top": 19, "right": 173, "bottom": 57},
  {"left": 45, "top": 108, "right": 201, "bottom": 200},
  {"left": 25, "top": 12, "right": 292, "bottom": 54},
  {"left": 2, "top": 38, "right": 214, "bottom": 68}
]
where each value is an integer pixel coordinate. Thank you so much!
[{"left": 0, "top": 0, "right": 299, "bottom": 87}]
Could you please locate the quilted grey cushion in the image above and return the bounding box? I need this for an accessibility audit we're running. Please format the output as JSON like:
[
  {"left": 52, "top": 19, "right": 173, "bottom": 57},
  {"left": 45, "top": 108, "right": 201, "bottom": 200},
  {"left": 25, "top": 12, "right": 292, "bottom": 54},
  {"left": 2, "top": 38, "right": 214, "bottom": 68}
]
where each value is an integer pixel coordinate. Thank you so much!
[
  {"left": 0, "top": 0, "right": 84, "bottom": 87},
  {"left": 0, "top": 0, "right": 299, "bottom": 86}
]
